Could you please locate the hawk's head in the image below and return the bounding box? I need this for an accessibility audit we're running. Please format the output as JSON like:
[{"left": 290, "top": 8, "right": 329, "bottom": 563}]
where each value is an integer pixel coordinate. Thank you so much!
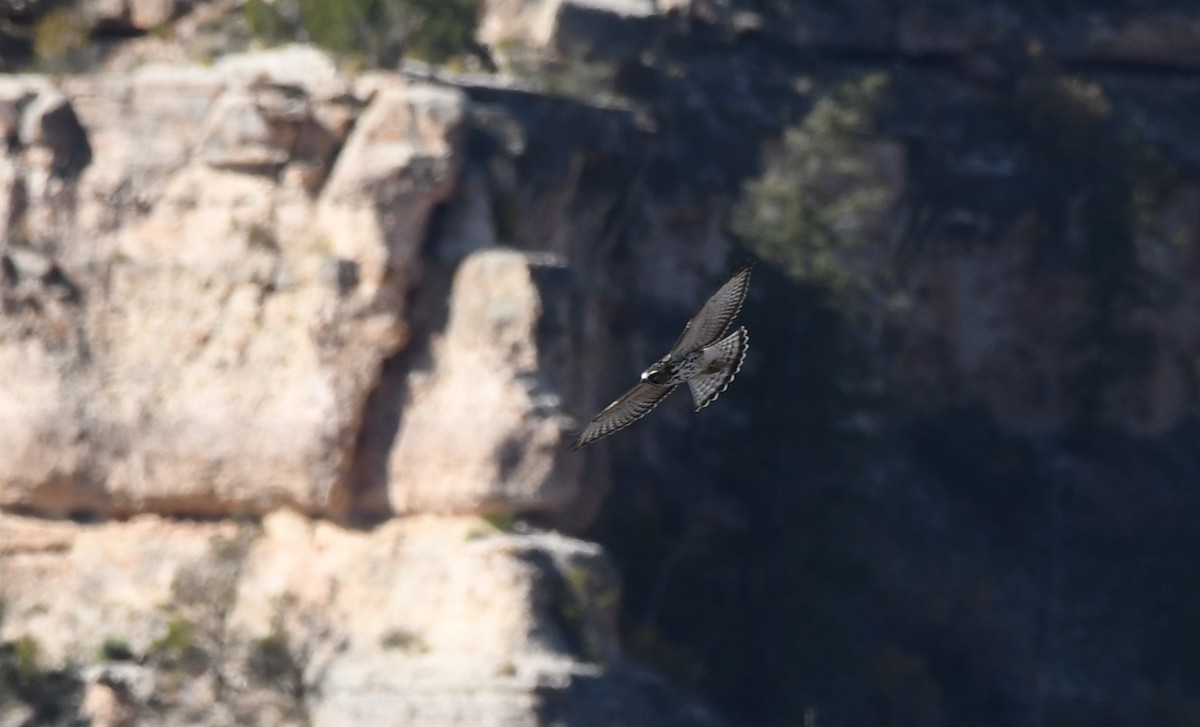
[{"left": 640, "top": 359, "right": 673, "bottom": 386}]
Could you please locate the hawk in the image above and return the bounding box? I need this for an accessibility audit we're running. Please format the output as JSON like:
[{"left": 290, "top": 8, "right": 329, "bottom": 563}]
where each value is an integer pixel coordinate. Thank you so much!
[{"left": 573, "top": 266, "right": 751, "bottom": 449}]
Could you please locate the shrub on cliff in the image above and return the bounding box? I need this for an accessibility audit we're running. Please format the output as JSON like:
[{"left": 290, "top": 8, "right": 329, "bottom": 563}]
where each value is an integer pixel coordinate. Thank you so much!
[
  {"left": 243, "top": 0, "right": 482, "bottom": 67},
  {"left": 732, "top": 73, "right": 898, "bottom": 309}
]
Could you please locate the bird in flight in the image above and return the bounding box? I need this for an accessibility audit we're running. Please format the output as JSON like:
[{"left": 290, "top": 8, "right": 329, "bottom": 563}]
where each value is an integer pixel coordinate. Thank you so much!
[{"left": 573, "top": 266, "right": 751, "bottom": 449}]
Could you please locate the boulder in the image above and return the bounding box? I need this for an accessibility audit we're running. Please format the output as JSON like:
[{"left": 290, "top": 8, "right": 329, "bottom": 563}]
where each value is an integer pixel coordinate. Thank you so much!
[
  {"left": 0, "top": 510, "right": 715, "bottom": 726},
  {"left": 83, "top": 0, "right": 183, "bottom": 31},
  {"left": 0, "top": 54, "right": 449, "bottom": 520},
  {"left": 199, "top": 84, "right": 304, "bottom": 174},
  {"left": 388, "top": 249, "right": 581, "bottom": 517},
  {"left": 319, "top": 80, "right": 466, "bottom": 291},
  {"left": 479, "top": 0, "right": 665, "bottom": 61}
]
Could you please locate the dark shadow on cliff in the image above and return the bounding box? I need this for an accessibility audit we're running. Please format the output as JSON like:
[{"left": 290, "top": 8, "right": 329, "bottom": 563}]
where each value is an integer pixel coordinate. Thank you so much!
[
  {"left": 582, "top": 45, "right": 1200, "bottom": 727},
  {"left": 339, "top": 204, "right": 459, "bottom": 525}
]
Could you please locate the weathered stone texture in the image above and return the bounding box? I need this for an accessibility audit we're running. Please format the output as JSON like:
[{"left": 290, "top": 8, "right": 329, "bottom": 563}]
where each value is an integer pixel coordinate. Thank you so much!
[
  {"left": 388, "top": 249, "right": 580, "bottom": 516},
  {"left": 0, "top": 510, "right": 709, "bottom": 726},
  {"left": 0, "top": 49, "right": 473, "bottom": 520}
]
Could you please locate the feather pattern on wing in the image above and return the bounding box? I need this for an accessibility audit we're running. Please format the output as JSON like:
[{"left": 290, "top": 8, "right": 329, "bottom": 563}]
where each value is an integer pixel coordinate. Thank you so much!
[
  {"left": 668, "top": 266, "right": 752, "bottom": 356},
  {"left": 573, "top": 383, "right": 677, "bottom": 450}
]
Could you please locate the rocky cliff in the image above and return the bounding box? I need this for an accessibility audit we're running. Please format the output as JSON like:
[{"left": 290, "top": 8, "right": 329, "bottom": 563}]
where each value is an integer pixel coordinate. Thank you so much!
[
  {"left": 0, "top": 29, "right": 716, "bottom": 727},
  {"left": 4, "top": 1, "right": 1200, "bottom": 726}
]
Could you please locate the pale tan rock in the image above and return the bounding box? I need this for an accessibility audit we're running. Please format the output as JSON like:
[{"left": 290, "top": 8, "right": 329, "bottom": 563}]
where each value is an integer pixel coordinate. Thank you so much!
[
  {"left": 229, "top": 511, "right": 622, "bottom": 726},
  {"left": 0, "top": 338, "right": 93, "bottom": 515},
  {"left": 478, "top": 0, "right": 565, "bottom": 50},
  {"left": 0, "top": 705, "right": 36, "bottom": 727},
  {"left": 478, "top": 0, "right": 662, "bottom": 60},
  {"left": 129, "top": 0, "right": 176, "bottom": 29},
  {"left": 0, "top": 86, "right": 30, "bottom": 148},
  {"left": 83, "top": 0, "right": 180, "bottom": 30},
  {"left": 388, "top": 249, "right": 580, "bottom": 517},
  {"left": 319, "top": 80, "right": 465, "bottom": 292},
  {"left": 0, "top": 53, "right": 451, "bottom": 519},
  {"left": 0, "top": 514, "right": 236, "bottom": 665},
  {"left": 82, "top": 663, "right": 158, "bottom": 714},
  {"left": 199, "top": 85, "right": 300, "bottom": 173},
  {"left": 65, "top": 66, "right": 225, "bottom": 236},
  {"left": 80, "top": 673, "right": 140, "bottom": 727},
  {"left": 213, "top": 45, "right": 341, "bottom": 88},
  {"left": 0, "top": 510, "right": 684, "bottom": 727}
]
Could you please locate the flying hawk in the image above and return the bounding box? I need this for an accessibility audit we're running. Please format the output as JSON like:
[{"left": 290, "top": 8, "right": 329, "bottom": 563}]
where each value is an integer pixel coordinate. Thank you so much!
[{"left": 574, "top": 266, "right": 751, "bottom": 449}]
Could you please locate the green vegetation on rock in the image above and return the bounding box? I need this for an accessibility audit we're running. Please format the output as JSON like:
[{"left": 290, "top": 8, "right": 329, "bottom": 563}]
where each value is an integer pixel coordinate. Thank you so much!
[
  {"left": 31, "top": 3, "right": 94, "bottom": 71},
  {"left": 380, "top": 628, "right": 427, "bottom": 652},
  {"left": 0, "top": 633, "right": 82, "bottom": 722},
  {"left": 733, "top": 73, "right": 897, "bottom": 309},
  {"left": 242, "top": 0, "right": 482, "bottom": 67},
  {"left": 149, "top": 616, "right": 199, "bottom": 665},
  {"left": 98, "top": 636, "right": 135, "bottom": 662}
]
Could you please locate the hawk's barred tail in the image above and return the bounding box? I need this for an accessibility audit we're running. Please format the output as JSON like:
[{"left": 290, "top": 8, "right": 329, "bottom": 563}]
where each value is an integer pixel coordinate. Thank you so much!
[{"left": 687, "top": 326, "right": 748, "bottom": 411}]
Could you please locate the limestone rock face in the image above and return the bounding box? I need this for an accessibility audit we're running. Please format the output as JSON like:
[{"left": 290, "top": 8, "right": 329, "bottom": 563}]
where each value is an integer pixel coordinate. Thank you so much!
[
  {"left": 0, "top": 49, "right": 463, "bottom": 519},
  {"left": 319, "top": 80, "right": 465, "bottom": 291},
  {"left": 389, "top": 249, "right": 580, "bottom": 517},
  {"left": 0, "top": 43, "right": 702, "bottom": 723},
  {"left": 83, "top": 0, "right": 185, "bottom": 31},
  {"left": 0, "top": 510, "right": 713, "bottom": 727},
  {"left": 479, "top": 0, "right": 665, "bottom": 61}
]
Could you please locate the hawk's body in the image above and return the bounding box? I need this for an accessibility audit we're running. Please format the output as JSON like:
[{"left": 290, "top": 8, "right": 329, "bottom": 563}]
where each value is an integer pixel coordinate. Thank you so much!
[{"left": 573, "top": 267, "right": 751, "bottom": 449}]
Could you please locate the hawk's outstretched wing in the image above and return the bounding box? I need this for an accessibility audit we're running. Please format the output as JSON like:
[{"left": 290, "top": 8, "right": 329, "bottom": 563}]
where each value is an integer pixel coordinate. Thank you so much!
[
  {"left": 573, "top": 383, "right": 677, "bottom": 449},
  {"left": 686, "top": 326, "right": 749, "bottom": 411},
  {"left": 668, "top": 266, "right": 752, "bottom": 356}
]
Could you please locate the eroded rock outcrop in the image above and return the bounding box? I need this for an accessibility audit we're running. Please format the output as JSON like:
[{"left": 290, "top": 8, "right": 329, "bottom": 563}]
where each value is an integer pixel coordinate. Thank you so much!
[
  {"left": 84, "top": 0, "right": 189, "bottom": 32},
  {"left": 0, "top": 47, "right": 469, "bottom": 520},
  {"left": 0, "top": 36, "right": 719, "bottom": 725},
  {"left": 0, "top": 510, "right": 710, "bottom": 726},
  {"left": 8, "top": 0, "right": 1200, "bottom": 724},
  {"left": 479, "top": 0, "right": 667, "bottom": 62},
  {"left": 389, "top": 249, "right": 580, "bottom": 516}
]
